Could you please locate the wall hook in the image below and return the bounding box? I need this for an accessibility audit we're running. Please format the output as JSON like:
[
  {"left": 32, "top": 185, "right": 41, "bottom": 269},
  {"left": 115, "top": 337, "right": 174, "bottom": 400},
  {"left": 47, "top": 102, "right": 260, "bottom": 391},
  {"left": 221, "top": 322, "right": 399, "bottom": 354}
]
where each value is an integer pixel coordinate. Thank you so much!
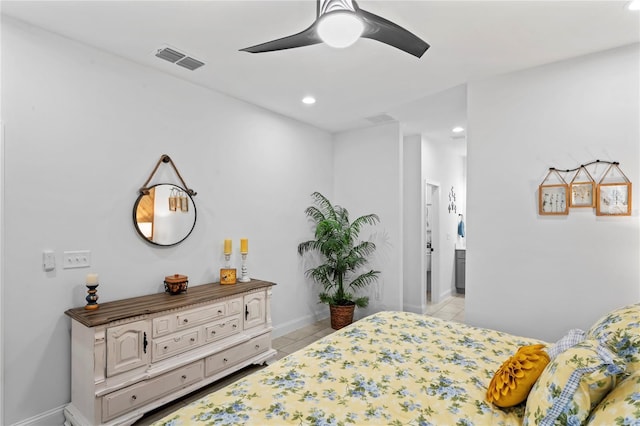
[{"left": 139, "top": 154, "right": 197, "bottom": 196}]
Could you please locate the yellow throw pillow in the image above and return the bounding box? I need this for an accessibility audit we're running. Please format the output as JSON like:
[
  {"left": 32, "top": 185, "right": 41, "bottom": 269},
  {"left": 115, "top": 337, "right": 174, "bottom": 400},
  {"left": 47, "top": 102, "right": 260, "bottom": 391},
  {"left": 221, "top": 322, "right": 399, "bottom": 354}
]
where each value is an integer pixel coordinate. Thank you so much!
[{"left": 487, "top": 344, "right": 550, "bottom": 407}]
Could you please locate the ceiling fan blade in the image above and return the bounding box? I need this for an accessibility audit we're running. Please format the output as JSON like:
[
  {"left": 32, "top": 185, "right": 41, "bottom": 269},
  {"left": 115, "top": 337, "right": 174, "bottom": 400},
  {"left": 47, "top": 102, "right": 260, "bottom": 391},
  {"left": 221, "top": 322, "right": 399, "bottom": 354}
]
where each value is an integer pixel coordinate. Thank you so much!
[
  {"left": 240, "top": 23, "right": 322, "bottom": 53},
  {"left": 357, "top": 8, "right": 429, "bottom": 58}
]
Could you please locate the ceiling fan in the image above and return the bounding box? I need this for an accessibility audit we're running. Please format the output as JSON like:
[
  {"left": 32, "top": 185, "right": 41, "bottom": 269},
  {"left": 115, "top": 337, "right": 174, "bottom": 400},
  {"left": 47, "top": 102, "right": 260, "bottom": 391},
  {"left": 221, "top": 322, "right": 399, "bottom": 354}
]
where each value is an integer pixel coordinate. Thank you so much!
[{"left": 240, "top": 0, "right": 429, "bottom": 58}]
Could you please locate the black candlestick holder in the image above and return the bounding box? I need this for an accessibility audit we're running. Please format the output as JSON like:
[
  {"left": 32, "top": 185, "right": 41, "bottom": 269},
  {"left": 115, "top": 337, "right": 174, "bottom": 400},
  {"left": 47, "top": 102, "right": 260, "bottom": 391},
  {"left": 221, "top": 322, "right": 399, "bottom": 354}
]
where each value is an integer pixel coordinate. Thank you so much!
[{"left": 85, "top": 282, "right": 100, "bottom": 310}]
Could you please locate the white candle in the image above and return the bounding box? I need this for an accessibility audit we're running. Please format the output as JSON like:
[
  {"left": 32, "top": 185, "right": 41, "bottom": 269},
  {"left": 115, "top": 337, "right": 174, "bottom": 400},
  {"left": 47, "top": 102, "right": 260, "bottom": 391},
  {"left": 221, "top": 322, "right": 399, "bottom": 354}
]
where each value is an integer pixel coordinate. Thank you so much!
[{"left": 86, "top": 273, "right": 99, "bottom": 285}]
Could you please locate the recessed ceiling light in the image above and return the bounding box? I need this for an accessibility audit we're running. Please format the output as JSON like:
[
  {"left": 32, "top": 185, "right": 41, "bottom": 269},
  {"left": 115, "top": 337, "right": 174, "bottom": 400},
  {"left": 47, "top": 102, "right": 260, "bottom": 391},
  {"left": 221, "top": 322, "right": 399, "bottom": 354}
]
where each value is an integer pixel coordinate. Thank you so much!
[
  {"left": 302, "top": 96, "right": 316, "bottom": 105},
  {"left": 627, "top": 0, "right": 640, "bottom": 10},
  {"left": 452, "top": 126, "right": 465, "bottom": 133}
]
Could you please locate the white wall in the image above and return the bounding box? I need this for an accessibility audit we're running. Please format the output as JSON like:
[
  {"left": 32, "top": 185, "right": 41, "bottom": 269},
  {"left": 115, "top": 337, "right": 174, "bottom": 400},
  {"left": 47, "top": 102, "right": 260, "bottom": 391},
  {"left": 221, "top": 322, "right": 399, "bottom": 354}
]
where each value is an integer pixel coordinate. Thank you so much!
[
  {"left": 0, "top": 119, "right": 5, "bottom": 426},
  {"left": 333, "top": 123, "right": 404, "bottom": 316},
  {"left": 422, "top": 136, "right": 467, "bottom": 302},
  {"left": 466, "top": 43, "right": 640, "bottom": 342},
  {"left": 402, "top": 134, "right": 423, "bottom": 312},
  {"left": 1, "top": 17, "right": 333, "bottom": 425}
]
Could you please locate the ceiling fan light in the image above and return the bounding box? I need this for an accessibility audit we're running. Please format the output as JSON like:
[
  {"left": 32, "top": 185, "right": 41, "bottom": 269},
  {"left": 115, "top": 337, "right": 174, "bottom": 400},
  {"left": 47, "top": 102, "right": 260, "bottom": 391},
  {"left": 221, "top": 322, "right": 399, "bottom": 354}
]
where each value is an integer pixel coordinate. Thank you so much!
[
  {"left": 627, "top": 0, "right": 640, "bottom": 10},
  {"left": 317, "top": 12, "right": 364, "bottom": 48}
]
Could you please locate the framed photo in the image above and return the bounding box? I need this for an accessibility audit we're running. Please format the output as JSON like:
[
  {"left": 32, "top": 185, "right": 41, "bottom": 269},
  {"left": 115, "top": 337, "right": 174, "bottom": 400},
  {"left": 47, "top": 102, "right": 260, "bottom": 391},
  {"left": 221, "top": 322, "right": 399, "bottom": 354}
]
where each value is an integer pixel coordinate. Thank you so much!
[
  {"left": 539, "top": 184, "right": 569, "bottom": 215},
  {"left": 596, "top": 182, "right": 631, "bottom": 216},
  {"left": 570, "top": 182, "right": 595, "bottom": 208}
]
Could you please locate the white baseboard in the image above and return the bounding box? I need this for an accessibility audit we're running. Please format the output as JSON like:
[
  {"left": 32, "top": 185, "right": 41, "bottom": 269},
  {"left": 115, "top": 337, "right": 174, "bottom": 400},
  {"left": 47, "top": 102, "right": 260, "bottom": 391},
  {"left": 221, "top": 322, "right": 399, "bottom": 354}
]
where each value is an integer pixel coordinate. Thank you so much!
[
  {"left": 440, "top": 288, "right": 452, "bottom": 301},
  {"left": 10, "top": 404, "right": 65, "bottom": 426},
  {"left": 403, "top": 303, "right": 424, "bottom": 314},
  {"left": 272, "top": 309, "right": 328, "bottom": 338}
]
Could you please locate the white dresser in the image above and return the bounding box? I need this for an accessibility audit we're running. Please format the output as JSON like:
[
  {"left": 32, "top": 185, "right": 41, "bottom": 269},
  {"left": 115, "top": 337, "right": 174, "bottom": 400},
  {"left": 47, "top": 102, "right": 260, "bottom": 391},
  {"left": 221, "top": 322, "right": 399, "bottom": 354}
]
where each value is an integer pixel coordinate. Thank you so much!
[{"left": 63, "top": 279, "right": 276, "bottom": 426}]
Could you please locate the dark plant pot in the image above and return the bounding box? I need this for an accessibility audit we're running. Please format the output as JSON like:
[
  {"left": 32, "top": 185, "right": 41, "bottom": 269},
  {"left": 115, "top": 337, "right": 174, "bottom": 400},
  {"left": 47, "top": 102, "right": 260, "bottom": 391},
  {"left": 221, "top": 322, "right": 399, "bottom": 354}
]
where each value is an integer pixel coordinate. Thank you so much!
[{"left": 330, "top": 303, "right": 355, "bottom": 330}]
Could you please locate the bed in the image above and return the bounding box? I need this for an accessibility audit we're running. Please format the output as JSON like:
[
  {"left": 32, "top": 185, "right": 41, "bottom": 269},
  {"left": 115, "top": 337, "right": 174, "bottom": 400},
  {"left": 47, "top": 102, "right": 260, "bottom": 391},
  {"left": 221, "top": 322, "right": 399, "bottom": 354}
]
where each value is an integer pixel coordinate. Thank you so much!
[{"left": 152, "top": 306, "right": 640, "bottom": 426}]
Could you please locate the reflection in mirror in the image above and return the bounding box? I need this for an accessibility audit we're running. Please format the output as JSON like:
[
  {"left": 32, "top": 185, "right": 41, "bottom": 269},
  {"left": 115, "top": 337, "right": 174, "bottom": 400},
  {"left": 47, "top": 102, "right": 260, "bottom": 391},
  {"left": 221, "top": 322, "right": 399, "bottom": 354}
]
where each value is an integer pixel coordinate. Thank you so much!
[{"left": 133, "top": 184, "right": 197, "bottom": 246}]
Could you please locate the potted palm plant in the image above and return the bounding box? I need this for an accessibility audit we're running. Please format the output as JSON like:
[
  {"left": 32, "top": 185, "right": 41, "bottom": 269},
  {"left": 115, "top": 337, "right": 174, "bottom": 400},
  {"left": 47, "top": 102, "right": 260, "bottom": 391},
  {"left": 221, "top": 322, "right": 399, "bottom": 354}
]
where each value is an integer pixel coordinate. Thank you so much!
[{"left": 298, "top": 192, "right": 381, "bottom": 329}]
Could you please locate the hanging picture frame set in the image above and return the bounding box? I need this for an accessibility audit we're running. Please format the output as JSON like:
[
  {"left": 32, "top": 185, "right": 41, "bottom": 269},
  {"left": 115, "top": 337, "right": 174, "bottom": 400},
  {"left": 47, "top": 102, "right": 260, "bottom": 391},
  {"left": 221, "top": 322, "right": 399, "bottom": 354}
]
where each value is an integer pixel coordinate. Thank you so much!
[
  {"left": 596, "top": 163, "right": 631, "bottom": 216},
  {"left": 569, "top": 166, "right": 595, "bottom": 208},
  {"left": 538, "top": 160, "right": 632, "bottom": 217},
  {"left": 538, "top": 169, "right": 568, "bottom": 215}
]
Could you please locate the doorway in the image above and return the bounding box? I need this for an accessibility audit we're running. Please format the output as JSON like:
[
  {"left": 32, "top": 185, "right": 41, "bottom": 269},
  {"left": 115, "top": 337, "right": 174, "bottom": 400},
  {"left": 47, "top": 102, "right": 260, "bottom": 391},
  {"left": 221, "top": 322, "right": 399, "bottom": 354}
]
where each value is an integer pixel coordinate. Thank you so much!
[{"left": 425, "top": 182, "right": 440, "bottom": 306}]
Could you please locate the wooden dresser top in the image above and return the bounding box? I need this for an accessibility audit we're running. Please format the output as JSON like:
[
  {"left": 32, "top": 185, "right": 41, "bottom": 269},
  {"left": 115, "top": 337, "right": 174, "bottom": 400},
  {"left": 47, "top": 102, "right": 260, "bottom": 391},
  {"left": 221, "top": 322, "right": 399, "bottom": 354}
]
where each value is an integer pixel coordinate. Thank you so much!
[{"left": 65, "top": 279, "right": 275, "bottom": 327}]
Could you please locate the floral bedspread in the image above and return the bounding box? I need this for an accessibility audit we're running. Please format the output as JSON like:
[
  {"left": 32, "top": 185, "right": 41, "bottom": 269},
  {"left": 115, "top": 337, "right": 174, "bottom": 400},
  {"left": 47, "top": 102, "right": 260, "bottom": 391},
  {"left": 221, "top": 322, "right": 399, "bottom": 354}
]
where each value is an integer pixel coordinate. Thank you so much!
[{"left": 152, "top": 311, "right": 545, "bottom": 426}]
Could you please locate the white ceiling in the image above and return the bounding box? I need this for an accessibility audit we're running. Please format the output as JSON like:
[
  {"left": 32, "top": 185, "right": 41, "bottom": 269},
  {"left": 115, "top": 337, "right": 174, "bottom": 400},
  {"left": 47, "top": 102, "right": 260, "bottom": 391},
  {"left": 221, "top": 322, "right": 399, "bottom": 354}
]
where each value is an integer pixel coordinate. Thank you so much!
[{"left": 2, "top": 0, "right": 639, "bottom": 150}]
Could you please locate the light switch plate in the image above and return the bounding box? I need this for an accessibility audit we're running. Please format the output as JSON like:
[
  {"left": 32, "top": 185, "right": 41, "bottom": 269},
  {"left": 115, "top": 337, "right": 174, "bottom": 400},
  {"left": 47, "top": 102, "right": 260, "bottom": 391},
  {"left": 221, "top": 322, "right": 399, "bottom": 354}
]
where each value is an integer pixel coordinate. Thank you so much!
[
  {"left": 43, "top": 250, "right": 55, "bottom": 271},
  {"left": 63, "top": 250, "right": 91, "bottom": 269}
]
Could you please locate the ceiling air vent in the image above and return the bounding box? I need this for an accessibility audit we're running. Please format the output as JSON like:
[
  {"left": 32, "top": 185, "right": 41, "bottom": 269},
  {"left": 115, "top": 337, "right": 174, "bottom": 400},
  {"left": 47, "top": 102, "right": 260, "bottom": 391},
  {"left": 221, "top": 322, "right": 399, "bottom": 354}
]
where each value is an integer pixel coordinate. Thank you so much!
[
  {"left": 365, "top": 114, "right": 396, "bottom": 124},
  {"left": 155, "top": 46, "right": 205, "bottom": 71},
  {"left": 155, "top": 47, "right": 185, "bottom": 63},
  {"left": 176, "top": 56, "right": 205, "bottom": 71}
]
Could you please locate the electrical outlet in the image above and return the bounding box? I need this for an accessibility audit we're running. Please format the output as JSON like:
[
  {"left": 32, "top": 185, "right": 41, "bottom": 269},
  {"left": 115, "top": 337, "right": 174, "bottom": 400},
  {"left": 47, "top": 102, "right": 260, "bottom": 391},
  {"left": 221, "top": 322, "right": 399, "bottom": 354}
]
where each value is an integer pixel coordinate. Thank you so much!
[{"left": 63, "top": 250, "right": 91, "bottom": 269}]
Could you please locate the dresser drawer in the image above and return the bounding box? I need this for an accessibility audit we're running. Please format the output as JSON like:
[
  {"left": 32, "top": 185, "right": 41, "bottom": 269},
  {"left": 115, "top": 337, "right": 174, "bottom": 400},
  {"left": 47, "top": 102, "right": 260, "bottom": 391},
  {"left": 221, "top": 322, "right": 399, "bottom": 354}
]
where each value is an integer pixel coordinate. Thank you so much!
[
  {"left": 176, "top": 302, "right": 226, "bottom": 331},
  {"left": 205, "top": 333, "right": 270, "bottom": 376},
  {"left": 205, "top": 315, "right": 240, "bottom": 343},
  {"left": 153, "top": 298, "right": 242, "bottom": 338},
  {"left": 102, "top": 361, "right": 203, "bottom": 422},
  {"left": 152, "top": 328, "right": 201, "bottom": 362}
]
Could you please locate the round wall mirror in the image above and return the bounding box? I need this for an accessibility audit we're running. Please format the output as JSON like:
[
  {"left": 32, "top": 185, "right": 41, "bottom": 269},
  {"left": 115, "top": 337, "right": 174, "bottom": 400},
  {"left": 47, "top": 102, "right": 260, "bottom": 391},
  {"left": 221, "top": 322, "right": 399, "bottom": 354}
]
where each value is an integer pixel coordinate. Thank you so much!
[{"left": 133, "top": 183, "right": 197, "bottom": 246}]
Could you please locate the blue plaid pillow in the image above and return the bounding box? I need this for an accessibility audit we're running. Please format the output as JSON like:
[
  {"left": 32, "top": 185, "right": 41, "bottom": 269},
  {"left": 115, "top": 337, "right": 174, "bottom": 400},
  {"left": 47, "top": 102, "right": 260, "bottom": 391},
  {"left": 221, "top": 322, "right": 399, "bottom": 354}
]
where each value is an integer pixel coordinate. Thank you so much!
[
  {"left": 523, "top": 339, "right": 626, "bottom": 426},
  {"left": 547, "top": 329, "right": 587, "bottom": 359}
]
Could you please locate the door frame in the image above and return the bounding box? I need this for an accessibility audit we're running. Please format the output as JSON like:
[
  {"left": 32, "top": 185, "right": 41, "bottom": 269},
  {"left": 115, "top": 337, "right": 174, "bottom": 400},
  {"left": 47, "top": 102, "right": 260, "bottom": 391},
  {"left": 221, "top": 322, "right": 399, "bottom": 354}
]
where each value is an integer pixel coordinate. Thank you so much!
[
  {"left": 424, "top": 180, "right": 441, "bottom": 310},
  {"left": 0, "top": 122, "right": 5, "bottom": 423}
]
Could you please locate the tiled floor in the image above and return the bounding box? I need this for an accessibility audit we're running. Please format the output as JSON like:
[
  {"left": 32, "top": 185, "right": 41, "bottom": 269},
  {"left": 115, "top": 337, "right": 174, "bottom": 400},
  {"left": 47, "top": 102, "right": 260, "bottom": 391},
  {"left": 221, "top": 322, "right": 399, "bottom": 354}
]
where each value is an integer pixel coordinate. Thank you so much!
[
  {"left": 426, "top": 292, "right": 465, "bottom": 323},
  {"left": 134, "top": 295, "right": 465, "bottom": 425}
]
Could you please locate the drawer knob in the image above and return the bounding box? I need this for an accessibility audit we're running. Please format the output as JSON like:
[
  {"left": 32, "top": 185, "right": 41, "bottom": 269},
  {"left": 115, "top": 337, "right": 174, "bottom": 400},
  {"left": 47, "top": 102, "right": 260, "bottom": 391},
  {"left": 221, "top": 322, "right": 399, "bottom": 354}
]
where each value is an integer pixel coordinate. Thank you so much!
[
  {"left": 190, "top": 337, "right": 195, "bottom": 342},
  {"left": 233, "top": 324, "right": 237, "bottom": 329},
  {"left": 164, "top": 345, "right": 168, "bottom": 350},
  {"left": 223, "top": 358, "right": 228, "bottom": 363},
  {"left": 131, "top": 395, "right": 137, "bottom": 401},
  {"left": 181, "top": 375, "right": 187, "bottom": 380},
  {"left": 211, "top": 330, "right": 216, "bottom": 335},
  {"left": 255, "top": 344, "right": 260, "bottom": 350},
  {"left": 183, "top": 319, "right": 189, "bottom": 323}
]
